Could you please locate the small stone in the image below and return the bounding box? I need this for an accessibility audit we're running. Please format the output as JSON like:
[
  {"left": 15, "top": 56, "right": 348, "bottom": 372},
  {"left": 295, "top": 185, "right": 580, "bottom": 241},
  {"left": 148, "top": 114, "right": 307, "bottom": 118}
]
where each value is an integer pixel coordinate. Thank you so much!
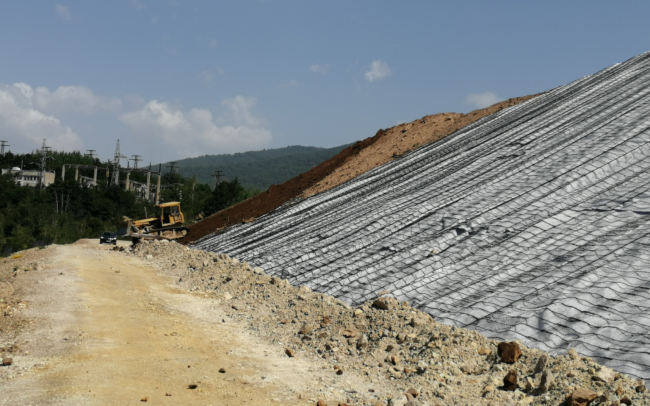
[
  {"left": 616, "top": 386, "right": 624, "bottom": 396},
  {"left": 2, "top": 357, "right": 13, "bottom": 366},
  {"left": 372, "top": 297, "right": 398, "bottom": 310},
  {"left": 497, "top": 341, "right": 522, "bottom": 364},
  {"left": 317, "top": 401, "right": 326, "bottom": 406},
  {"left": 388, "top": 394, "right": 408, "bottom": 406},
  {"left": 593, "top": 366, "right": 616, "bottom": 384},
  {"left": 390, "top": 355, "right": 400, "bottom": 365},
  {"left": 405, "top": 388, "right": 419, "bottom": 398},
  {"left": 322, "top": 315, "right": 332, "bottom": 325},
  {"left": 410, "top": 315, "right": 431, "bottom": 327},
  {"left": 357, "top": 334, "right": 369, "bottom": 348},
  {"left": 525, "top": 376, "right": 534, "bottom": 391},
  {"left": 285, "top": 348, "right": 296, "bottom": 357},
  {"left": 299, "top": 323, "right": 313, "bottom": 335},
  {"left": 534, "top": 353, "right": 549, "bottom": 373},
  {"left": 218, "top": 368, "right": 226, "bottom": 373},
  {"left": 483, "top": 385, "right": 496, "bottom": 395},
  {"left": 141, "top": 397, "right": 148, "bottom": 402},
  {"left": 568, "top": 348, "right": 580, "bottom": 360},
  {"left": 336, "top": 368, "right": 343, "bottom": 375},
  {"left": 620, "top": 396, "right": 632, "bottom": 405},
  {"left": 354, "top": 309, "right": 363, "bottom": 316},
  {"left": 341, "top": 328, "right": 358, "bottom": 338},
  {"left": 478, "top": 347, "right": 491, "bottom": 355},
  {"left": 539, "top": 370, "right": 555, "bottom": 393},
  {"left": 567, "top": 388, "right": 598, "bottom": 406},
  {"left": 146, "top": 255, "right": 153, "bottom": 260},
  {"left": 636, "top": 379, "right": 646, "bottom": 393},
  {"left": 567, "top": 370, "right": 579, "bottom": 378},
  {"left": 503, "top": 369, "right": 518, "bottom": 391}
]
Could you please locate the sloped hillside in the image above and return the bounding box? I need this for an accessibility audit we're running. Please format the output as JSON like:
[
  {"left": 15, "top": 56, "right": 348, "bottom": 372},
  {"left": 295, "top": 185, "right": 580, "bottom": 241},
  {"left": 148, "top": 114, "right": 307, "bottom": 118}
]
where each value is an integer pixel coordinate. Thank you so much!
[
  {"left": 192, "top": 51, "right": 650, "bottom": 380},
  {"left": 181, "top": 95, "right": 536, "bottom": 243},
  {"left": 171, "top": 145, "right": 350, "bottom": 190}
]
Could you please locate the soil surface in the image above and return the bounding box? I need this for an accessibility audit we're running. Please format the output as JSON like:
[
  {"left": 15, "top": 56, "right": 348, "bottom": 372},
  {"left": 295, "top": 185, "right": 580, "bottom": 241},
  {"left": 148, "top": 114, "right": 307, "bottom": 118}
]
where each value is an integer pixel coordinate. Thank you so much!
[
  {"left": 0, "top": 241, "right": 375, "bottom": 405},
  {"left": 180, "top": 95, "right": 539, "bottom": 245},
  {"left": 2, "top": 240, "right": 648, "bottom": 405}
]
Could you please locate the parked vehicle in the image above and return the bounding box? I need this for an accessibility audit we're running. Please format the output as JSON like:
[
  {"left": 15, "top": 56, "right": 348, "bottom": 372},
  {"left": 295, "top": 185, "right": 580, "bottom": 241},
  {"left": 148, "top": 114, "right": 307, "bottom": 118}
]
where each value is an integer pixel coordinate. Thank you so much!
[{"left": 100, "top": 231, "right": 117, "bottom": 245}]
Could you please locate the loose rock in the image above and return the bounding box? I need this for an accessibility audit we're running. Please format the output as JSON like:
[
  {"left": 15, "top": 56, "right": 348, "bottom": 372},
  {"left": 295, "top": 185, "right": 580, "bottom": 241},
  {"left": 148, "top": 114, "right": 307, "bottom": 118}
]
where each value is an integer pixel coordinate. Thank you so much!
[
  {"left": 497, "top": 341, "right": 522, "bottom": 364},
  {"left": 566, "top": 388, "right": 598, "bottom": 406},
  {"left": 593, "top": 366, "right": 616, "bottom": 384},
  {"left": 503, "top": 369, "right": 518, "bottom": 391}
]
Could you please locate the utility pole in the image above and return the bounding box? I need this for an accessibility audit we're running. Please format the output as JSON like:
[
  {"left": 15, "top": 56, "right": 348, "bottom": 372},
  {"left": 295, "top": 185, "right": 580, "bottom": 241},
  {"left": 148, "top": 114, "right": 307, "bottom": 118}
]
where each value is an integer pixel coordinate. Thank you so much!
[
  {"left": 166, "top": 161, "right": 179, "bottom": 174},
  {"left": 111, "top": 139, "right": 127, "bottom": 186},
  {"left": 0, "top": 141, "right": 9, "bottom": 156},
  {"left": 130, "top": 155, "right": 142, "bottom": 169},
  {"left": 84, "top": 149, "right": 97, "bottom": 159},
  {"left": 36, "top": 139, "right": 53, "bottom": 191},
  {"left": 212, "top": 170, "right": 224, "bottom": 190}
]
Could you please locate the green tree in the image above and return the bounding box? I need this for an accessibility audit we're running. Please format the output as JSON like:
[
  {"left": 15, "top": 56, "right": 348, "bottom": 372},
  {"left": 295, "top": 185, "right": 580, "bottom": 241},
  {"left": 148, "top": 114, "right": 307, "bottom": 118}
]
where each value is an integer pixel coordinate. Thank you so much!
[{"left": 208, "top": 178, "right": 259, "bottom": 214}]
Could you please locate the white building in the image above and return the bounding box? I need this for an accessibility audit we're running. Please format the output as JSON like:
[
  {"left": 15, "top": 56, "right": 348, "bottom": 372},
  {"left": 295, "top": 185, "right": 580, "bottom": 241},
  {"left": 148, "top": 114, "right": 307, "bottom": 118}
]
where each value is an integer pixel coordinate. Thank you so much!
[{"left": 1, "top": 167, "right": 56, "bottom": 187}]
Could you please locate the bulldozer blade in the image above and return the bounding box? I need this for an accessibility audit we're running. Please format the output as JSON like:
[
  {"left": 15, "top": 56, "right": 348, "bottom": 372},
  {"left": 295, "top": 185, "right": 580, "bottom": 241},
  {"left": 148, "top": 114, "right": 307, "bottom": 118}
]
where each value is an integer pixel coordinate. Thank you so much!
[{"left": 116, "top": 221, "right": 131, "bottom": 237}]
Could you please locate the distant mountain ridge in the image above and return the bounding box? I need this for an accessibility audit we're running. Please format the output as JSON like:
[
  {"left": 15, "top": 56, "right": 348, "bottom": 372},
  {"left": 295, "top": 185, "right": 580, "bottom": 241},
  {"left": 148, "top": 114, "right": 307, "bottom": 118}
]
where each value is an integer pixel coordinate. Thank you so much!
[{"left": 168, "top": 144, "right": 350, "bottom": 190}]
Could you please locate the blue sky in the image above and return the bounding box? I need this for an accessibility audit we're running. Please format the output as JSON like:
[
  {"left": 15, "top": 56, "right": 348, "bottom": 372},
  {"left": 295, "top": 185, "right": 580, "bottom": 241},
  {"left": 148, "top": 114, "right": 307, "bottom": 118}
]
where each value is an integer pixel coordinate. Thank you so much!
[{"left": 1, "top": 1, "right": 649, "bottom": 164}]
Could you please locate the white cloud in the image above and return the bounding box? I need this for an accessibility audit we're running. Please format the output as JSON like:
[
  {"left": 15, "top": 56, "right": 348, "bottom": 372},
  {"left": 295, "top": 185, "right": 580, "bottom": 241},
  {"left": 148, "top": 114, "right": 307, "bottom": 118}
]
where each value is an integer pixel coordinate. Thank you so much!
[
  {"left": 0, "top": 86, "right": 82, "bottom": 151},
  {"left": 130, "top": 0, "right": 145, "bottom": 10},
  {"left": 464, "top": 92, "right": 504, "bottom": 109},
  {"left": 365, "top": 60, "right": 391, "bottom": 82},
  {"left": 119, "top": 96, "right": 272, "bottom": 157},
  {"left": 309, "top": 64, "right": 330, "bottom": 74},
  {"left": 24, "top": 84, "right": 121, "bottom": 115},
  {"left": 282, "top": 80, "right": 298, "bottom": 88},
  {"left": 198, "top": 68, "right": 224, "bottom": 83},
  {"left": 198, "top": 70, "right": 214, "bottom": 83},
  {"left": 55, "top": 4, "right": 72, "bottom": 21}
]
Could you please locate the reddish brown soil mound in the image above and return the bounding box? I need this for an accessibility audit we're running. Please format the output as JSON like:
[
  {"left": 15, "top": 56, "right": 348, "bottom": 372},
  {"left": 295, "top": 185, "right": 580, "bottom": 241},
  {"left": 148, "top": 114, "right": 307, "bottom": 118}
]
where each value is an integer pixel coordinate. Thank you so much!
[{"left": 180, "top": 94, "right": 538, "bottom": 244}]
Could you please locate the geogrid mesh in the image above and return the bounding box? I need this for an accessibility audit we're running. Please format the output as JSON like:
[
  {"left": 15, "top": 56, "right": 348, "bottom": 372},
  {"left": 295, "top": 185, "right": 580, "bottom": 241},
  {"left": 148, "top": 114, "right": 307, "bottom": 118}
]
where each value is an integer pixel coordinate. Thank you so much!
[{"left": 192, "top": 51, "right": 650, "bottom": 379}]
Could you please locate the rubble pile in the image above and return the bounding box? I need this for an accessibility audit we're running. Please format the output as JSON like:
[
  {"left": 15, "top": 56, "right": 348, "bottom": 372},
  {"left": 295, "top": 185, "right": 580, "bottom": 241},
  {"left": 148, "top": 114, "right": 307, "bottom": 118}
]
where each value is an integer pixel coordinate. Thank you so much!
[
  {"left": 126, "top": 239, "right": 650, "bottom": 406},
  {"left": 0, "top": 248, "right": 49, "bottom": 364}
]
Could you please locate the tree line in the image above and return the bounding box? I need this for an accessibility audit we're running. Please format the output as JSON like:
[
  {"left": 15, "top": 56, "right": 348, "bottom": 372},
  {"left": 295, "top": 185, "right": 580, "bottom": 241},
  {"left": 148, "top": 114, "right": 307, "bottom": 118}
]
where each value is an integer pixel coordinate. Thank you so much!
[{"left": 0, "top": 151, "right": 259, "bottom": 254}]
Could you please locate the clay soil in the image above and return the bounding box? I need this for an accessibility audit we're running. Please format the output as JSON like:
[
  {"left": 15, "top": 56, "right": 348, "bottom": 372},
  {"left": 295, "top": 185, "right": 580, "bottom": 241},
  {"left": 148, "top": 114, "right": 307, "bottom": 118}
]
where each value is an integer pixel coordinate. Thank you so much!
[{"left": 181, "top": 95, "right": 538, "bottom": 244}]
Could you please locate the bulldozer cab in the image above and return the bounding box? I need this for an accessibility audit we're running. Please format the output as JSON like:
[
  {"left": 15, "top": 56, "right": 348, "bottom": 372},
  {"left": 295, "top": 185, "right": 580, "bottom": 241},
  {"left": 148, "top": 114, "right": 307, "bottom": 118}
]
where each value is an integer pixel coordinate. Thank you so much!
[{"left": 158, "top": 202, "right": 184, "bottom": 227}]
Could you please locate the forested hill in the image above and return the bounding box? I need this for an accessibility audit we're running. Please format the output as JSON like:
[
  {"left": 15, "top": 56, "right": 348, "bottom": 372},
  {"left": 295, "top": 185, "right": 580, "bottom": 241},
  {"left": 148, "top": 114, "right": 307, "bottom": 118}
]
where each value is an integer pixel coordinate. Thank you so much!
[{"left": 170, "top": 144, "right": 350, "bottom": 190}]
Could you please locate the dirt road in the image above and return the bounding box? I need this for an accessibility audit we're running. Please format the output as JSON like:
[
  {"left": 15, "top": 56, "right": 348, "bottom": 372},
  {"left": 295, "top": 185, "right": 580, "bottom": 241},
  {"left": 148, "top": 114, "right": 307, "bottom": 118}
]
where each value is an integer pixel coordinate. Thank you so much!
[{"left": 1, "top": 241, "right": 338, "bottom": 405}]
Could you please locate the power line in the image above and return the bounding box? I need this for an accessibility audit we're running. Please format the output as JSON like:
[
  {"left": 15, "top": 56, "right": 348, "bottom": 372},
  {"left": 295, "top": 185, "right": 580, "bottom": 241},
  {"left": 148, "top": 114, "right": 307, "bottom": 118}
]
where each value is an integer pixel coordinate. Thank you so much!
[
  {"left": 166, "top": 161, "right": 180, "bottom": 174},
  {"left": 111, "top": 139, "right": 127, "bottom": 185},
  {"left": 130, "top": 155, "right": 142, "bottom": 169},
  {"left": 212, "top": 170, "right": 224, "bottom": 190}
]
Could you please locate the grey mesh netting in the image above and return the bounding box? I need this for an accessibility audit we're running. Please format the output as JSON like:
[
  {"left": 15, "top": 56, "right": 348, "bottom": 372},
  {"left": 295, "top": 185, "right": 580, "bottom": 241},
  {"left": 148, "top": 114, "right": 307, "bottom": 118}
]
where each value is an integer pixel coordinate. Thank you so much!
[{"left": 192, "top": 51, "right": 650, "bottom": 379}]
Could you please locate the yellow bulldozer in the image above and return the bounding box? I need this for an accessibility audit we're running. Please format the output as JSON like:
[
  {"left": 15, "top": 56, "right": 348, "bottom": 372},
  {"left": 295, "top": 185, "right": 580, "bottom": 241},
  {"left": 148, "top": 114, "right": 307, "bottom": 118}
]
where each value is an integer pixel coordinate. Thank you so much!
[{"left": 117, "top": 201, "right": 189, "bottom": 242}]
